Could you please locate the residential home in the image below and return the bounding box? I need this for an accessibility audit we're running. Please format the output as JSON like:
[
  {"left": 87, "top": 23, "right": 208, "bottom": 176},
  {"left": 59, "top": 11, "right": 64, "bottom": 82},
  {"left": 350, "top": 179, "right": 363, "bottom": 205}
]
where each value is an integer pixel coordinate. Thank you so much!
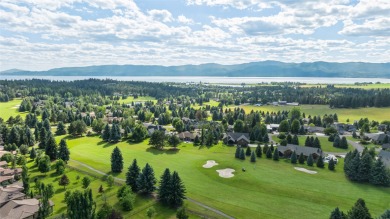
[
  {"left": 382, "top": 143, "right": 390, "bottom": 150},
  {"left": 378, "top": 124, "right": 387, "bottom": 132},
  {"left": 223, "top": 132, "right": 250, "bottom": 147},
  {"left": 0, "top": 199, "right": 54, "bottom": 219},
  {"left": 304, "top": 125, "right": 325, "bottom": 133},
  {"left": 277, "top": 144, "right": 323, "bottom": 160},
  {"left": 378, "top": 150, "right": 390, "bottom": 168},
  {"left": 0, "top": 186, "right": 25, "bottom": 207},
  {"left": 177, "top": 131, "right": 199, "bottom": 142},
  {"left": 365, "top": 133, "right": 390, "bottom": 144}
]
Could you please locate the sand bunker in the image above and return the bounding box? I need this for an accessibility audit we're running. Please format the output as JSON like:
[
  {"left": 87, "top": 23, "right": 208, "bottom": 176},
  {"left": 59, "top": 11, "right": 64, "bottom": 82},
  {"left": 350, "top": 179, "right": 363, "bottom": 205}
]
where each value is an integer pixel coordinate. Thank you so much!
[
  {"left": 216, "top": 168, "right": 235, "bottom": 178},
  {"left": 294, "top": 167, "right": 317, "bottom": 174},
  {"left": 202, "top": 160, "right": 218, "bottom": 168}
]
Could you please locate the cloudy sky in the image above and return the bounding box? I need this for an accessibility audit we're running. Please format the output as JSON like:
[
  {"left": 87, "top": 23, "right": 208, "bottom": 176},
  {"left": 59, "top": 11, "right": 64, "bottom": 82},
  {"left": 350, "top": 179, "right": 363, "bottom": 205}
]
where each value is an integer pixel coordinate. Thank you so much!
[{"left": 0, "top": 0, "right": 389, "bottom": 71}]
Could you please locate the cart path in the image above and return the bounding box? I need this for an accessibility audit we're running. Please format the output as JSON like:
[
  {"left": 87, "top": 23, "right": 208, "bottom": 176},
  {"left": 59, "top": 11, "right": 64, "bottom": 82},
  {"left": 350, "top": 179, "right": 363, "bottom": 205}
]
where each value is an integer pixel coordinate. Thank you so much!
[{"left": 69, "top": 159, "right": 235, "bottom": 219}]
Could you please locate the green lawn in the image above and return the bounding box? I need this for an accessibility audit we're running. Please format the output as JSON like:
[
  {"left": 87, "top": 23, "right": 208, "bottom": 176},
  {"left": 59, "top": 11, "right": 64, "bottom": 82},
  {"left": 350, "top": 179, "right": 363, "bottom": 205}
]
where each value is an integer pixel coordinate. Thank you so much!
[
  {"left": 0, "top": 98, "right": 27, "bottom": 120},
  {"left": 63, "top": 135, "right": 390, "bottom": 219},
  {"left": 235, "top": 104, "right": 390, "bottom": 123},
  {"left": 271, "top": 135, "right": 351, "bottom": 153},
  {"left": 120, "top": 96, "right": 157, "bottom": 104}
]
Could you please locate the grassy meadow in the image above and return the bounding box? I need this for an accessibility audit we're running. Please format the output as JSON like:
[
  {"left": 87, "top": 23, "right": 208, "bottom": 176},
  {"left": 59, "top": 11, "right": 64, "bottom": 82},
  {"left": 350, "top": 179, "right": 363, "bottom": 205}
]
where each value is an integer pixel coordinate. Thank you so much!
[
  {"left": 0, "top": 98, "right": 26, "bottom": 120},
  {"left": 234, "top": 104, "right": 390, "bottom": 123},
  {"left": 59, "top": 135, "right": 390, "bottom": 219}
]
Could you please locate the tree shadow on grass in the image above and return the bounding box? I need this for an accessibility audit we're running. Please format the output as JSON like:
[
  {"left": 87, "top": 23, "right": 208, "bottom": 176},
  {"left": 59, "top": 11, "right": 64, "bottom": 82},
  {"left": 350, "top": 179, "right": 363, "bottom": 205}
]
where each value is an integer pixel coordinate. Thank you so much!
[
  {"left": 56, "top": 188, "right": 66, "bottom": 194},
  {"left": 61, "top": 135, "right": 84, "bottom": 140},
  {"left": 145, "top": 147, "right": 179, "bottom": 155}
]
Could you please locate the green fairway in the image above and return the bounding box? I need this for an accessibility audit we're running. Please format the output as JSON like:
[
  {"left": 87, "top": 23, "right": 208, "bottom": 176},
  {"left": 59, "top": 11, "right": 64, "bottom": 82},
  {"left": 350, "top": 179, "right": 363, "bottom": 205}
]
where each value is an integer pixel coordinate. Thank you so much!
[
  {"left": 235, "top": 104, "right": 390, "bottom": 123},
  {"left": 271, "top": 135, "right": 351, "bottom": 153},
  {"left": 64, "top": 136, "right": 390, "bottom": 219},
  {"left": 0, "top": 98, "right": 26, "bottom": 120}
]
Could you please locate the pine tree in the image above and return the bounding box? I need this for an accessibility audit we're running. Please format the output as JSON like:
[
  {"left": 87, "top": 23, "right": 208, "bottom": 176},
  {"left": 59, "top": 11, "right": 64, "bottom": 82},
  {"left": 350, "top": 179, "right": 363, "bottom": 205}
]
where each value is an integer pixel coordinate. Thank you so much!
[
  {"left": 43, "top": 118, "right": 51, "bottom": 132},
  {"left": 305, "top": 136, "right": 311, "bottom": 147},
  {"left": 55, "top": 121, "right": 66, "bottom": 135},
  {"left": 66, "top": 189, "right": 96, "bottom": 219},
  {"left": 168, "top": 171, "right": 186, "bottom": 207},
  {"left": 340, "top": 137, "right": 348, "bottom": 149},
  {"left": 349, "top": 152, "right": 361, "bottom": 181},
  {"left": 266, "top": 147, "right": 272, "bottom": 159},
  {"left": 298, "top": 152, "right": 305, "bottom": 164},
  {"left": 102, "top": 124, "right": 111, "bottom": 142},
  {"left": 58, "top": 139, "right": 70, "bottom": 163},
  {"left": 255, "top": 145, "right": 262, "bottom": 158},
  {"left": 316, "top": 155, "right": 325, "bottom": 168},
  {"left": 176, "top": 206, "right": 189, "bottom": 219},
  {"left": 136, "top": 163, "right": 157, "bottom": 194},
  {"left": 263, "top": 134, "right": 269, "bottom": 143},
  {"left": 263, "top": 144, "right": 269, "bottom": 154},
  {"left": 29, "top": 147, "right": 37, "bottom": 159},
  {"left": 307, "top": 154, "right": 314, "bottom": 166},
  {"left": 158, "top": 168, "right": 171, "bottom": 205},
  {"left": 38, "top": 155, "right": 51, "bottom": 175},
  {"left": 330, "top": 207, "right": 345, "bottom": 219},
  {"left": 273, "top": 148, "right": 279, "bottom": 161},
  {"left": 370, "top": 158, "right": 390, "bottom": 186},
  {"left": 45, "top": 132, "right": 58, "bottom": 160},
  {"left": 333, "top": 136, "right": 340, "bottom": 148},
  {"left": 21, "top": 165, "right": 29, "bottom": 194},
  {"left": 313, "top": 137, "right": 321, "bottom": 148},
  {"left": 292, "top": 135, "right": 299, "bottom": 145},
  {"left": 235, "top": 147, "right": 241, "bottom": 158},
  {"left": 59, "top": 174, "right": 70, "bottom": 189},
  {"left": 111, "top": 146, "right": 123, "bottom": 173},
  {"left": 250, "top": 151, "right": 256, "bottom": 162},
  {"left": 287, "top": 134, "right": 292, "bottom": 144},
  {"left": 291, "top": 151, "right": 297, "bottom": 164},
  {"left": 358, "top": 153, "right": 372, "bottom": 182},
  {"left": 239, "top": 148, "right": 245, "bottom": 160},
  {"left": 245, "top": 147, "right": 251, "bottom": 156},
  {"left": 347, "top": 198, "right": 371, "bottom": 219},
  {"left": 126, "top": 159, "right": 140, "bottom": 192},
  {"left": 328, "top": 158, "right": 335, "bottom": 171},
  {"left": 110, "top": 123, "right": 121, "bottom": 142}
]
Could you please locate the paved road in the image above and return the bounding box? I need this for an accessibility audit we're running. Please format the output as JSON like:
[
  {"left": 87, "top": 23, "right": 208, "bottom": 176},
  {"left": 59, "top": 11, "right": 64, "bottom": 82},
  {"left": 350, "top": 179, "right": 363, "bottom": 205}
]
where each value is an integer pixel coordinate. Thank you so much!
[
  {"left": 69, "top": 159, "right": 234, "bottom": 219},
  {"left": 346, "top": 140, "right": 364, "bottom": 152}
]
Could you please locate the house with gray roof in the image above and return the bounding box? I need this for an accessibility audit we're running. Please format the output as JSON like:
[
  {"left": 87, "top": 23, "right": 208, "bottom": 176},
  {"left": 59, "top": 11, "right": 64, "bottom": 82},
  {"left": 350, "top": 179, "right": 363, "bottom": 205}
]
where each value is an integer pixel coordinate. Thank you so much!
[
  {"left": 365, "top": 133, "right": 390, "bottom": 144},
  {"left": 378, "top": 150, "right": 390, "bottom": 168}
]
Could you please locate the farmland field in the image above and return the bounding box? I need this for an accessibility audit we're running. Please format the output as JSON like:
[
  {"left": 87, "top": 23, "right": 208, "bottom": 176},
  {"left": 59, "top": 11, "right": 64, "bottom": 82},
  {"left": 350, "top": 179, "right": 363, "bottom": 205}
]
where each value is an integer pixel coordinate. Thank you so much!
[{"left": 61, "top": 135, "right": 390, "bottom": 219}]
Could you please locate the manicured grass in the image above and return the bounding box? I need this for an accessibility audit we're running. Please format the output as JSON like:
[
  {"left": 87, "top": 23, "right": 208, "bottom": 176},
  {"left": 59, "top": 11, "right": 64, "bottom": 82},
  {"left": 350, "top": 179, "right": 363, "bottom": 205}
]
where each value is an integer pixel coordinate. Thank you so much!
[
  {"left": 271, "top": 135, "right": 351, "bottom": 153},
  {"left": 120, "top": 96, "right": 157, "bottom": 104},
  {"left": 0, "top": 98, "right": 27, "bottom": 120},
  {"left": 234, "top": 104, "right": 390, "bottom": 123},
  {"left": 64, "top": 136, "right": 390, "bottom": 219}
]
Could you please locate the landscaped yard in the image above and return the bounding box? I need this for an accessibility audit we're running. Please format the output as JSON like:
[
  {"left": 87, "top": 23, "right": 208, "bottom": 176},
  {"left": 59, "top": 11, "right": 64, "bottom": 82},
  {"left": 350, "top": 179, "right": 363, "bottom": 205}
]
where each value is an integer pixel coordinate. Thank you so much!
[{"left": 62, "top": 135, "right": 390, "bottom": 219}]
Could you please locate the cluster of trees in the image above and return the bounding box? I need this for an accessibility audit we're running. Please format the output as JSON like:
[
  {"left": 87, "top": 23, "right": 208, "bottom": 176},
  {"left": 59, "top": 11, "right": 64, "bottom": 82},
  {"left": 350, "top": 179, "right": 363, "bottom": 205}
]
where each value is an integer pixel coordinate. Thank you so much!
[
  {"left": 344, "top": 149, "right": 390, "bottom": 186},
  {"left": 329, "top": 135, "right": 348, "bottom": 149},
  {"left": 329, "top": 198, "right": 390, "bottom": 219},
  {"left": 149, "top": 131, "right": 181, "bottom": 149}
]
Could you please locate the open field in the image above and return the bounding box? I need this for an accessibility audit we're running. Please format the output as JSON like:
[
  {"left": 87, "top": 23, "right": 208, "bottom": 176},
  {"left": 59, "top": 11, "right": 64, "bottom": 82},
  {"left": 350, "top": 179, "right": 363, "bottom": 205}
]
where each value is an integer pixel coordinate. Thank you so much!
[
  {"left": 271, "top": 135, "right": 351, "bottom": 153},
  {"left": 234, "top": 104, "right": 390, "bottom": 123},
  {"left": 0, "top": 98, "right": 27, "bottom": 120},
  {"left": 120, "top": 96, "right": 157, "bottom": 104},
  {"left": 62, "top": 135, "right": 390, "bottom": 219}
]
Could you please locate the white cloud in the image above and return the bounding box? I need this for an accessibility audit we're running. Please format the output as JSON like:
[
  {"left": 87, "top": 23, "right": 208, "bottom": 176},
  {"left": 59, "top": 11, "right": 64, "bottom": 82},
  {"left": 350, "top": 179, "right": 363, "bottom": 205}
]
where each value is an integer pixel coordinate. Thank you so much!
[
  {"left": 148, "top": 9, "right": 174, "bottom": 23},
  {"left": 177, "top": 15, "right": 194, "bottom": 24}
]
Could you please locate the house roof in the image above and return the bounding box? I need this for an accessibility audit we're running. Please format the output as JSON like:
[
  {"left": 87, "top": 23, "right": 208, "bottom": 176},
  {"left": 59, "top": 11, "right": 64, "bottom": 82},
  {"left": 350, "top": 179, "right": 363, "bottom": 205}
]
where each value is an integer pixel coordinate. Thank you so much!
[
  {"left": 0, "top": 199, "right": 39, "bottom": 219},
  {"left": 277, "top": 144, "right": 323, "bottom": 157},
  {"left": 365, "top": 133, "right": 389, "bottom": 142},
  {"left": 224, "top": 132, "right": 250, "bottom": 142},
  {"left": 0, "top": 187, "right": 25, "bottom": 205},
  {"left": 383, "top": 144, "right": 390, "bottom": 150},
  {"left": 378, "top": 150, "right": 390, "bottom": 168},
  {"left": 177, "top": 131, "right": 198, "bottom": 140}
]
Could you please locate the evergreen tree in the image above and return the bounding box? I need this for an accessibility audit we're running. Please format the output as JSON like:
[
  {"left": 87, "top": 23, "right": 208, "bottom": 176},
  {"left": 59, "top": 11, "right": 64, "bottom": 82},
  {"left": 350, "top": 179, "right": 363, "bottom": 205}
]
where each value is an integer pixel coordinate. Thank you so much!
[
  {"left": 45, "top": 132, "right": 58, "bottom": 160},
  {"left": 328, "top": 158, "right": 335, "bottom": 171},
  {"left": 38, "top": 155, "right": 51, "bottom": 175},
  {"left": 379, "top": 210, "right": 390, "bottom": 219},
  {"left": 29, "top": 147, "right": 37, "bottom": 159},
  {"left": 168, "top": 135, "right": 181, "bottom": 148},
  {"left": 102, "top": 124, "right": 111, "bottom": 142},
  {"left": 292, "top": 135, "right": 299, "bottom": 145},
  {"left": 333, "top": 136, "right": 340, "bottom": 147},
  {"left": 193, "top": 135, "right": 200, "bottom": 146},
  {"left": 59, "top": 174, "right": 70, "bottom": 189},
  {"left": 305, "top": 136, "right": 311, "bottom": 147},
  {"left": 255, "top": 145, "right": 262, "bottom": 158},
  {"left": 291, "top": 151, "right": 297, "bottom": 164},
  {"left": 250, "top": 151, "right": 256, "bottom": 162},
  {"left": 307, "top": 154, "right": 314, "bottom": 166},
  {"left": 38, "top": 127, "right": 47, "bottom": 149},
  {"left": 126, "top": 159, "right": 140, "bottom": 192},
  {"left": 58, "top": 139, "right": 70, "bottom": 163},
  {"left": 43, "top": 118, "right": 51, "bottom": 132},
  {"left": 168, "top": 171, "right": 186, "bottom": 207},
  {"left": 286, "top": 134, "right": 292, "bottom": 144},
  {"left": 349, "top": 152, "right": 361, "bottom": 181},
  {"left": 136, "top": 163, "right": 157, "bottom": 194},
  {"left": 110, "top": 123, "right": 121, "bottom": 142},
  {"left": 239, "top": 148, "right": 245, "bottom": 160},
  {"left": 266, "top": 147, "right": 272, "bottom": 159},
  {"left": 330, "top": 207, "right": 345, "bottom": 219},
  {"left": 370, "top": 158, "right": 390, "bottom": 186},
  {"left": 235, "top": 147, "right": 240, "bottom": 158},
  {"left": 340, "top": 137, "right": 348, "bottom": 149},
  {"left": 273, "top": 148, "right": 279, "bottom": 161},
  {"left": 158, "top": 168, "right": 171, "bottom": 205},
  {"left": 66, "top": 189, "right": 96, "bottom": 219},
  {"left": 149, "top": 130, "right": 166, "bottom": 149},
  {"left": 111, "top": 146, "right": 123, "bottom": 173},
  {"left": 263, "top": 144, "right": 269, "bottom": 154},
  {"left": 54, "top": 159, "right": 66, "bottom": 175},
  {"left": 347, "top": 198, "right": 372, "bottom": 219},
  {"left": 263, "top": 133, "right": 269, "bottom": 143},
  {"left": 55, "top": 121, "right": 67, "bottom": 135},
  {"left": 313, "top": 137, "right": 321, "bottom": 148},
  {"left": 245, "top": 147, "right": 251, "bottom": 156},
  {"left": 176, "top": 206, "right": 189, "bottom": 219},
  {"left": 358, "top": 153, "right": 372, "bottom": 182},
  {"left": 21, "top": 165, "right": 29, "bottom": 194},
  {"left": 8, "top": 126, "right": 20, "bottom": 146},
  {"left": 316, "top": 155, "right": 325, "bottom": 168},
  {"left": 298, "top": 152, "right": 305, "bottom": 164}
]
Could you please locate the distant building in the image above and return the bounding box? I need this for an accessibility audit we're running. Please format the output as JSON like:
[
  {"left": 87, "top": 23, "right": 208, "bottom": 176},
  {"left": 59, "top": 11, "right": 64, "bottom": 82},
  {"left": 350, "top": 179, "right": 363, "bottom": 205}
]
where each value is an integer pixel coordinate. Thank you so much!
[{"left": 223, "top": 132, "right": 250, "bottom": 147}]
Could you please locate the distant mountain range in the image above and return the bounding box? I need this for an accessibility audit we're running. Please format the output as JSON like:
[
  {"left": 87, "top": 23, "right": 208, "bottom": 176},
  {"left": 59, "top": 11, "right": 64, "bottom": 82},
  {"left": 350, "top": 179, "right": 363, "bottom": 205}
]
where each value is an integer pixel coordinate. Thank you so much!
[{"left": 1, "top": 61, "right": 390, "bottom": 78}]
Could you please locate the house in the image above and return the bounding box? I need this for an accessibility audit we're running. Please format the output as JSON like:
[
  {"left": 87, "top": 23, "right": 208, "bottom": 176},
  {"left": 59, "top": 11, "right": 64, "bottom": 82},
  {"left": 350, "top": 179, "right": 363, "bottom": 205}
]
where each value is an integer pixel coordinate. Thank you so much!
[
  {"left": 0, "top": 198, "right": 54, "bottom": 219},
  {"left": 0, "top": 186, "right": 25, "bottom": 207},
  {"left": 286, "top": 102, "right": 299, "bottom": 106},
  {"left": 332, "top": 123, "right": 346, "bottom": 135},
  {"left": 365, "top": 133, "right": 390, "bottom": 144},
  {"left": 277, "top": 144, "right": 323, "bottom": 160},
  {"left": 378, "top": 150, "right": 390, "bottom": 168},
  {"left": 267, "top": 124, "right": 279, "bottom": 132},
  {"left": 278, "top": 101, "right": 287, "bottom": 105},
  {"left": 304, "top": 125, "right": 325, "bottom": 133},
  {"left": 378, "top": 124, "right": 387, "bottom": 132},
  {"left": 177, "top": 131, "right": 199, "bottom": 142},
  {"left": 0, "top": 161, "right": 7, "bottom": 168},
  {"left": 382, "top": 143, "right": 390, "bottom": 150},
  {"left": 223, "top": 132, "right": 250, "bottom": 147}
]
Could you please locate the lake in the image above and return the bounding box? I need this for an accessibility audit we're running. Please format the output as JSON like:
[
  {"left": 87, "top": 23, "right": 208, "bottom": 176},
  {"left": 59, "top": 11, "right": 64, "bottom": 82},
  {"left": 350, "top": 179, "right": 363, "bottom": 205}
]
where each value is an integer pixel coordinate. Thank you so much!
[{"left": 1, "top": 76, "right": 390, "bottom": 84}]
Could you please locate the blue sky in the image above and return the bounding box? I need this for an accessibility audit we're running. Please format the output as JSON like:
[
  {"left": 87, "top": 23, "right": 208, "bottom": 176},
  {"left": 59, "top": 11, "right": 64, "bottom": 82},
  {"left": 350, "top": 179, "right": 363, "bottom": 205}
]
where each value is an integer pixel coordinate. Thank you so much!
[{"left": 0, "top": 0, "right": 389, "bottom": 71}]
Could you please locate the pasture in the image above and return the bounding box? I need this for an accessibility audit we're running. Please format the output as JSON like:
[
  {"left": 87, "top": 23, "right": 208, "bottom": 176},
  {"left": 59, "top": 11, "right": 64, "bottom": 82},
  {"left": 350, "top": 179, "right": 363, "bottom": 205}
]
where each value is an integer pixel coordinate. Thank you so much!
[{"left": 62, "top": 136, "right": 390, "bottom": 219}]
